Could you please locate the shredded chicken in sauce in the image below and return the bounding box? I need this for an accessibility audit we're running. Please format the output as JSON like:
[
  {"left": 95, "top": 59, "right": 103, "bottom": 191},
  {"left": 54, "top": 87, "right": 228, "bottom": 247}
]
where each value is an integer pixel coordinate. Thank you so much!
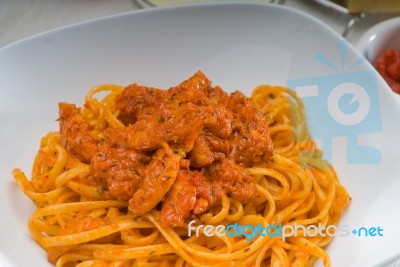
[{"left": 59, "top": 71, "right": 273, "bottom": 227}]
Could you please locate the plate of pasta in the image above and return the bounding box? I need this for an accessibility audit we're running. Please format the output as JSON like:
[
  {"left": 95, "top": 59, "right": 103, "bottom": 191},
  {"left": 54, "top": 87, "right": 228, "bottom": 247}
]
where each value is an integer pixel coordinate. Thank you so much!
[{"left": 1, "top": 2, "right": 400, "bottom": 267}]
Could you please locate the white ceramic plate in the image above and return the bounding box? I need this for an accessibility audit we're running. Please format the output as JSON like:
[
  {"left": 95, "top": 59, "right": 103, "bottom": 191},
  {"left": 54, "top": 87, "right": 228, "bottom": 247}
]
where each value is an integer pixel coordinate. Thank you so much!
[{"left": 1, "top": 3, "right": 400, "bottom": 267}]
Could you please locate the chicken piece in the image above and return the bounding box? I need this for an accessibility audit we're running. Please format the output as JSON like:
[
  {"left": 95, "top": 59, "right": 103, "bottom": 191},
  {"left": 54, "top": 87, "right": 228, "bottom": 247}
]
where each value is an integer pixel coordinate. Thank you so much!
[
  {"left": 90, "top": 145, "right": 150, "bottom": 200},
  {"left": 160, "top": 157, "right": 256, "bottom": 227},
  {"left": 202, "top": 130, "right": 229, "bottom": 158},
  {"left": 115, "top": 84, "right": 167, "bottom": 125},
  {"left": 117, "top": 71, "right": 212, "bottom": 124},
  {"left": 227, "top": 91, "right": 274, "bottom": 166},
  {"left": 105, "top": 102, "right": 215, "bottom": 153},
  {"left": 195, "top": 89, "right": 273, "bottom": 167},
  {"left": 169, "top": 73, "right": 233, "bottom": 139},
  {"left": 160, "top": 168, "right": 225, "bottom": 225},
  {"left": 129, "top": 145, "right": 181, "bottom": 216},
  {"left": 59, "top": 103, "right": 98, "bottom": 163},
  {"left": 188, "top": 135, "right": 214, "bottom": 168},
  {"left": 173, "top": 71, "right": 212, "bottom": 95},
  {"left": 206, "top": 104, "right": 233, "bottom": 139},
  {"left": 209, "top": 158, "right": 255, "bottom": 203},
  {"left": 167, "top": 83, "right": 211, "bottom": 108},
  {"left": 192, "top": 172, "right": 224, "bottom": 214},
  {"left": 159, "top": 170, "right": 197, "bottom": 227},
  {"left": 204, "top": 85, "right": 230, "bottom": 106}
]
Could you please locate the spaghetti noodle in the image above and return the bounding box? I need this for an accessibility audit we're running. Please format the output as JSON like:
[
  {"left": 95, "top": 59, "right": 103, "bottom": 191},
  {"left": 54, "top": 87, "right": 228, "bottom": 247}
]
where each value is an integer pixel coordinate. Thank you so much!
[{"left": 13, "top": 72, "right": 350, "bottom": 267}]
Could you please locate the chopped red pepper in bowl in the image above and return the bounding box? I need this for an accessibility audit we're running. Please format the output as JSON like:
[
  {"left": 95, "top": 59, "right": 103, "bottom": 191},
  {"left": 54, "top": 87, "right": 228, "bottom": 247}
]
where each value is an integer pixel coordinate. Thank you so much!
[{"left": 375, "top": 50, "right": 400, "bottom": 94}]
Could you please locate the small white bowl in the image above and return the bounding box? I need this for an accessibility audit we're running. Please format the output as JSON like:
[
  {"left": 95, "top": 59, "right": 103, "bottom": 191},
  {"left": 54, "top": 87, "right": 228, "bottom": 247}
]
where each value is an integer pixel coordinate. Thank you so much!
[{"left": 357, "top": 16, "right": 400, "bottom": 64}]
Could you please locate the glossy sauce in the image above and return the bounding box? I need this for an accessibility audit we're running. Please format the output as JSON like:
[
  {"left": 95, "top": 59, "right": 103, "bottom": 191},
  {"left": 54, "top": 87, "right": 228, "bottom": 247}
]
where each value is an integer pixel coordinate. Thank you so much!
[{"left": 58, "top": 72, "right": 274, "bottom": 227}]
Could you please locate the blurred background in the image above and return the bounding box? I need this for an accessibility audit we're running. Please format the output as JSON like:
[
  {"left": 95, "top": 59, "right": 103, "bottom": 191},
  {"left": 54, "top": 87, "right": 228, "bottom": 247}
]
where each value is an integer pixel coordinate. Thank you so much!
[{"left": 1, "top": 0, "right": 399, "bottom": 48}]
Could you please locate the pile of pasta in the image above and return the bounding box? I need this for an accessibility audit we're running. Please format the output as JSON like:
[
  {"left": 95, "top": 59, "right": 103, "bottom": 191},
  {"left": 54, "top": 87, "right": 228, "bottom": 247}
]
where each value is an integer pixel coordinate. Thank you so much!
[{"left": 13, "top": 82, "right": 350, "bottom": 267}]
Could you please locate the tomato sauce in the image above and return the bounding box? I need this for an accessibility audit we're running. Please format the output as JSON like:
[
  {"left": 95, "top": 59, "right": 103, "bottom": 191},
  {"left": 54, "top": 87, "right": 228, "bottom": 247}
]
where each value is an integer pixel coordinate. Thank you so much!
[{"left": 58, "top": 71, "right": 274, "bottom": 227}]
